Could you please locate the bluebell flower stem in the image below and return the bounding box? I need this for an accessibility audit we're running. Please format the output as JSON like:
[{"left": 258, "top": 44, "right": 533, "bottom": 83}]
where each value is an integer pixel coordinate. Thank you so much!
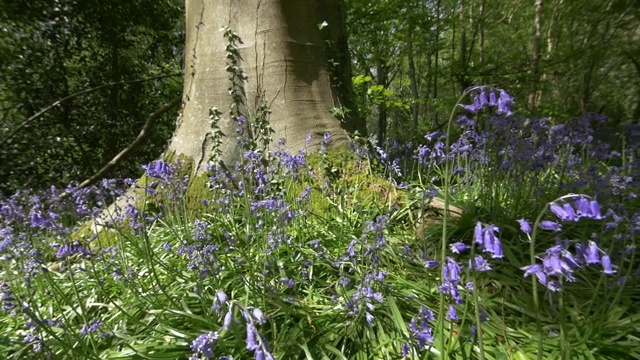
[
  {"left": 558, "top": 283, "right": 570, "bottom": 359},
  {"left": 530, "top": 203, "right": 548, "bottom": 360},
  {"left": 438, "top": 87, "right": 482, "bottom": 357}
]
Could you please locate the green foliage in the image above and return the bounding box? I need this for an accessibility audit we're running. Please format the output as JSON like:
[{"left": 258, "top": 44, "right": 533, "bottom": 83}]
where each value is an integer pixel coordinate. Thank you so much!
[
  {"left": 346, "top": 0, "right": 640, "bottom": 143},
  {"left": 2, "top": 133, "right": 638, "bottom": 358},
  {"left": 0, "top": 0, "right": 183, "bottom": 194}
]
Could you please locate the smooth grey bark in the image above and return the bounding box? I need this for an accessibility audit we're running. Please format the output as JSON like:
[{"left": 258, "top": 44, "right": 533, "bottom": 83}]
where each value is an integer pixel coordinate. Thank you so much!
[{"left": 169, "top": 0, "right": 363, "bottom": 173}]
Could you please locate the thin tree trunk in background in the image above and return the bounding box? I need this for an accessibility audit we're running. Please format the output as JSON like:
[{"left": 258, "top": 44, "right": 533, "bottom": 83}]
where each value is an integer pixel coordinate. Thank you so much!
[
  {"left": 544, "top": 0, "right": 561, "bottom": 107},
  {"left": 528, "top": 0, "right": 543, "bottom": 110},
  {"left": 407, "top": 28, "right": 419, "bottom": 133},
  {"left": 478, "top": 0, "right": 484, "bottom": 63},
  {"left": 458, "top": 0, "right": 467, "bottom": 94},
  {"left": 628, "top": 53, "right": 640, "bottom": 120},
  {"left": 433, "top": 0, "right": 440, "bottom": 126},
  {"left": 376, "top": 58, "right": 388, "bottom": 144}
]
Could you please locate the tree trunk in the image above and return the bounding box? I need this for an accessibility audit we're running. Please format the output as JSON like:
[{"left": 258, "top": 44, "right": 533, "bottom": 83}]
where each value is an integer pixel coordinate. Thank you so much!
[
  {"left": 407, "top": 28, "right": 419, "bottom": 134},
  {"left": 528, "top": 0, "right": 544, "bottom": 110},
  {"left": 87, "top": 0, "right": 363, "bottom": 234},
  {"left": 376, "top": 58, "right": 388, "bottom": 144},
  {"left": 458, "top": 0, "right": 467, "bottom": 94},
  {"left": 478, "top": 0, "right": 484, "bottom": 63},
  {"left": 170, "top": 0, "right": 363, "bottom": 173}
]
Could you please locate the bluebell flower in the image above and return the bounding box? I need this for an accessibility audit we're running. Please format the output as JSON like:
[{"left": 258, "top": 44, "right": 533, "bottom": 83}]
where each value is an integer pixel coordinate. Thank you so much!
[
  {"left": 191, "top": 331, "right": 219, "bottom": 358},
  {"left": 474, "top": 222, "right": 483, "bottom": 244},
  {"left": 470, "top": 255, "right": 492, "bottom": 272},
  {"left": 222, "top": 311, "right": 233, "bottom": 331},
  {"left": 589, "top": 200, "right": 603, "bottom": 220},
  {"left": 250, "top": 307, "right": 267, "bottom": 325},
  {"left": 497, "top": 90, "right": 514, "bottom": 116},
  {"left": 449, "top": 242, "right": 469, "bottom": 254},
  {"left": 55, "top": 241, "right": 92, "bottom": 260},
  {"left": 142, "top": 160, "right": 175, "bottom": 182},
  {"left": 583, "top": 241, "right": 601, "bottom": 264},
  {"left": 255, "top": 349, "right": 265, "bottom": 360},
  {"left": 212, "top": 290, "right": 227, "bottom": 313},
  {"left": 423, "top": 260, "right": 438, "bottom": 269},
  {"left": 279, "top": 278, "right": 295, "bottom": 289},
  {"left": 0, "top": 226, "right": 13, "bottom": 253},
  {"left": 542, "top": 246, "right": 566, "bottom": 277},
  {"left": 23, "top": 333, "right": 44, "bottom": 352},
  {"left": 574, "top": 197, "right": 603, "bottom": 220},
  {"left": 0, "top": 282, "right": 16, "bottom": 312},
  {"left": 546, "top": 280, "right": 562, "bottom": 292},
  {"left": 489, "top": 91, "right": 498, "bottom": 105},
  {"left": 539, "top": 220, "right": 562, "bottom": 232},
  {"left": 550, "top": 202, "right": 579, "bottom": 222},
  {"left": 245, "top": 323, "right": 259, "bottom": 351},
  {"left": 414, "top": 329, "right": 434, "bottom": 349},
  {"left": 401, "top": 343, "right": 411, "bottom": 357},
  {"left": 478, "top": 91, "right": 489, "bottom": 107},
  {"left": 322, "top": 132, "right": 331, "bottom": 145},
  {"left": 517, "top": 219, "right": 532, "bottom": 235},
  {"left": 475, "top": 223, "right": 502, "bottom": 257},
  {"left": 465, "top": 282, "right": 474, "bottom": 291},
  {"left": 521, "top": 264, "right": 547, "bottom": 286},
  {"left": 601, "top": 254, "right": 616, "bottom": 274},
  {"left": 491, "top": 238, "right": 504, "bottom": 259},
  {"left": 80, "top": 319, "right": 102, "bottom": 335},
  {"left": 419, "top": 305, "right": 435, "bottom": 322},
  {"left": 447, "top": 304, "right": 458, "bottom": 321},
  {"left": 444, "top": 257, "right": 462, "bottom": 283},
  {"left": 365, "top": 312, "right": 374, "bottom": 326}
]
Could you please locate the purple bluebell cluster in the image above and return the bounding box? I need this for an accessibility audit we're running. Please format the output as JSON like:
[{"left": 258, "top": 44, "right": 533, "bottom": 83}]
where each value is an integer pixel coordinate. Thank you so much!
[
  {"left": 405, "top": 306, "right": 435, "bottom": 353},
  {"left": 79, "top": 319, "right": 103, "bottom": 335},
  {"left": 459, "top": 87, "right": 515, "bottom": 117},
  {"left": 190, "top": 291, "right": 273, "bottom": 360},
  {"left": 520, "top": 196, "right": 616, "bottom": 292},
  {"left": 337, "top": 215, "right": 390, "bottom": 326}
]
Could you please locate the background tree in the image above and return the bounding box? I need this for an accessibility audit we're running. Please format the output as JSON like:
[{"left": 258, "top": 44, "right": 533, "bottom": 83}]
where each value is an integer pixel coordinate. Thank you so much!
[{"left": 346, "top": 0, "right": 640, "bottom": 144}]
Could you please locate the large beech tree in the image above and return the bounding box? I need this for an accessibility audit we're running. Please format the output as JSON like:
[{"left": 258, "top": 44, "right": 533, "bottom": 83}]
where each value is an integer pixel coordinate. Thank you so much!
[{"left": 169, "top": 0, "right": 364, "bottom": 172}]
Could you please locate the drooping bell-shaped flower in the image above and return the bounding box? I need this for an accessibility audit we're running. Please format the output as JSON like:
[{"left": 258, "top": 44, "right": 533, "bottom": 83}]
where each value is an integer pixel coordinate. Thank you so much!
[
  {"left": 489, "top": 91, "right": 498, "bottom": 105},
  {"left": 539, "top": 220, "right": 562, "bottom": 232},
  {"left": 497, "top": 90, "right": 514, "bottom": 116},
  {"left": 450, "top": 242, "right": 469, "bottom": 254},
  {"left": 589, "top": 200, "right": 603, "bottom": 220},
  {"left": 550, "top": 202, "right": 579, "bottom": 222},
  {"left": 447, "top": 304, "right": 458, "bottom": 321},
  {"left": 517, "top": 218, "right": 532, "bottom": 235},
  {"left": 584, "top": 241, "right": 601, "bottom": 264},
  {"left": 543, "top": 246, "right": 564, "bottom": 276},
  {"left": 474, "top": 222, "right": 484, "bottom": 244},
  {"left": 478, "top": 91, "right": 489, "bottom": 108},
  {"left": 601, "top": 254, "right": 616, "bottom": 274},
  {"left": 491, "top": 238, "right": 504, "bottom": 259}
]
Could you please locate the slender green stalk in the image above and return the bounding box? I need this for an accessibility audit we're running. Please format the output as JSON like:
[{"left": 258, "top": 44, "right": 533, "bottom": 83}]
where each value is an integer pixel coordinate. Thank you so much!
[
  {"left": 438, "top": 87, "right": 482, "bottom": 358},
  {"left": 529, "top": 204, "right": 547, "bottom": 360}
]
